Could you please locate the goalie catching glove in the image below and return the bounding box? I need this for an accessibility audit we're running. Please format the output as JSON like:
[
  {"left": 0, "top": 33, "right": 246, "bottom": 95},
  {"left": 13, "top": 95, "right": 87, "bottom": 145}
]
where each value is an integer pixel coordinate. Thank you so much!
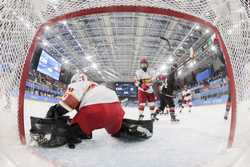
[
  {"left": 30, "top": 116, "right": 92, "bottom": 148},
  {"left": 46, "top": 104, "right": 69, "bottom": 119}
]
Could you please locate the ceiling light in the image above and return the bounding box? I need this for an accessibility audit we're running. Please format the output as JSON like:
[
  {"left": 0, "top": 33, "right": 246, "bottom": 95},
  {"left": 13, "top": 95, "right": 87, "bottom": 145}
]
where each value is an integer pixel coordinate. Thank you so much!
[
  {"left": 178, "top": 69, "right": 182, "bottom": 75},
  {"left": 50, "top": 0, "right": 59, "bottom": 3},
  {"left": 168, "top": 57, "right": 174, "bottom": 62},
  {"left": 211, "top": 45, "right": 217, "bottom": 51},
  {"left": 195, "top": 25, "right": 200, "bottom": 30},
  {"left": 205, "top": 29, "right": 210, "bottom": 34},
  {"left": 82, "top": 68, "right": 88, "bottom": 72},
  {"left": 61, "top": 21, "right": 67, "bottom": 25},
  {"left": 42, "top": 40, "right": 48, "bottom": 46},
  {"left": 86, "top": 56, "right": 92, "bottom": 61},
  {"left": 160, "top": 65, "right": 167, "bottom": 71},
  {"left": 26, "top": 23, "right": 31, "bottom": 29},
  {"left": 91, "top": 63, "right": 98, "bottom": 69},
  {"left": 44, "top": 26, "right": 50, "bottom": 31},
  {"left": 64, "top": 59, "right": 69, "bottom": 64},
  {"left": 189, "top": 60, "right": 196, "bottom": 67},
  {"left": 19, "top": 17, "right": 24, "bottom": 22}
]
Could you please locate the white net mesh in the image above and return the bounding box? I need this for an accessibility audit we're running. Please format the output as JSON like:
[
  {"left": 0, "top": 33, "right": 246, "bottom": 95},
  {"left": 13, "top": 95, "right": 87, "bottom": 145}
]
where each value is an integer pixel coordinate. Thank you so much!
[{"left": 1, "top": 0, "right": 250, "bottom": 146}]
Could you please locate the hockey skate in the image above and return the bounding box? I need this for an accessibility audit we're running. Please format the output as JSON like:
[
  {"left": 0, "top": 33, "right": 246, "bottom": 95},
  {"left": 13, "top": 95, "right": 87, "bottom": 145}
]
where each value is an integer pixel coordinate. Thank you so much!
[
  {"left": 171, "top": 117, "right": 180, "bottom": 122},
  {"left": 164, "top": 110, "right": 169, "bottom": 115},
  {"left": 170, "top": 113, "right": 179, "bottom": 122},
  {"left": 151, "top": 113, "right": 159, "bottom": 121},
  {"left": 179, "top": 105, "right": 184, "bottom": 113},
  {"left": 159, "top": 110, "right": 164, "bottom": 115},
  {"left": 138, "top": 114, "right": 144, "bottom": 120},
  {"left": 156, "top": 109, "right": 164, "bottom": 115},
  {"left": 165, "top": 106, "right": 170, "bottom": 115}
]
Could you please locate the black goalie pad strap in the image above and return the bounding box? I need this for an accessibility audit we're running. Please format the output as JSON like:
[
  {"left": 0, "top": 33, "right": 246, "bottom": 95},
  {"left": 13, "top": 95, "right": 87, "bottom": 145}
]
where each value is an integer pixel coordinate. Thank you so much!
[
  {"left": 113, "top": 118, "right": 153, "bottom": 139},
  {"left": 122, "top": 118, "right": 153, "bottom": 133}
]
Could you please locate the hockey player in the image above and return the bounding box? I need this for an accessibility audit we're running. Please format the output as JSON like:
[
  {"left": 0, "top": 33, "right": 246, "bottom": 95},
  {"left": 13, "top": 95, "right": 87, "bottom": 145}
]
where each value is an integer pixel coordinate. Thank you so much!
[
  {"left": 30, "top": 72, "right": 153, "bottom": 148},
  {"left": 153, "top": 74, "right": 168, "bottom": 115},
  {"left": 179, "top": 85, "right": 192, "bottom": 113},
  {"left": 155, "top": 64, "right": 179, "bottom": 122},
  {"left": 135, "top": 58, "right": 157, "bottom": 121}
]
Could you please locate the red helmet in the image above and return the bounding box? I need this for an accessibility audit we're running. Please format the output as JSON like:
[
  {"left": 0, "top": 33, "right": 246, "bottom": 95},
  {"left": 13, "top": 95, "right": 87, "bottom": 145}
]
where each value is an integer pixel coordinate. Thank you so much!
[
  {"left": 158, "top": 74, "right": 167, "bottom": 81},
  {"left": 140, "top": 58, "right": 148, "bottom": 65}
]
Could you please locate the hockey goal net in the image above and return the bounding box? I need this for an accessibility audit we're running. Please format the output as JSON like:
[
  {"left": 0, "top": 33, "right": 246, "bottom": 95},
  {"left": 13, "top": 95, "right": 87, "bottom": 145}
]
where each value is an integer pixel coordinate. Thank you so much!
[{"left": 0, "top": 0, "right": 249, "bottom": 148}]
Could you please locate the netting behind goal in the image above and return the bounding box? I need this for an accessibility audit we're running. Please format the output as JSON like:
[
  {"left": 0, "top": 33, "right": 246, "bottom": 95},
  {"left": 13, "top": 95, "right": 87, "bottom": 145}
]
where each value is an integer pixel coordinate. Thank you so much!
[{"left": 0, "top": 0, "right": 250, "bottom": 147}]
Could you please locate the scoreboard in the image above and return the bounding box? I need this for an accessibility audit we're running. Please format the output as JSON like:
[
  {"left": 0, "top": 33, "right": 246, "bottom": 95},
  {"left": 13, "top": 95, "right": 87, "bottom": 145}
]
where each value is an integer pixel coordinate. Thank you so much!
[{"left": 115, "top": 82, "right": 137, "bottom": 97}]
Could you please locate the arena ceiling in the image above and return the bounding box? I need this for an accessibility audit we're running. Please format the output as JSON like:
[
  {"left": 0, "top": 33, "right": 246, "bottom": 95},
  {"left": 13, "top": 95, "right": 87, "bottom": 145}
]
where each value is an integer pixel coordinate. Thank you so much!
[{"left": 40, "top": 12, "right": 211, "bottom": 82}]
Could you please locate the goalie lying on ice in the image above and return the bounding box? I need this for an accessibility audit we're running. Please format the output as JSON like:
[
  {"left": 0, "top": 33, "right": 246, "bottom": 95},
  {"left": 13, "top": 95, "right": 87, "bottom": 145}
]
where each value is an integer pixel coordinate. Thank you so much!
[{"left": 30, "top": 72, "right": 153, "bottom": 149}]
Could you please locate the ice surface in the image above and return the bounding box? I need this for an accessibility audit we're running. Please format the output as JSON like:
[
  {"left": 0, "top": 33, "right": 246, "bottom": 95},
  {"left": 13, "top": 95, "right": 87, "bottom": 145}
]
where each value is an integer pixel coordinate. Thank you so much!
[
  {"left": 3, "top": 98, "right": 250, "bottom": 167},
  {"left": 23, "top": 100, "right": 229, "bottom": 167}
]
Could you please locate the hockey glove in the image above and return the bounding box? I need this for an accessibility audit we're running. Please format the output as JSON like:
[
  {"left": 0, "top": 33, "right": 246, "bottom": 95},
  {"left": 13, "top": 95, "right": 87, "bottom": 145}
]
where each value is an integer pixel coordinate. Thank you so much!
[{"left": 46, "top": 104, "right": 69, "bottom": 119}]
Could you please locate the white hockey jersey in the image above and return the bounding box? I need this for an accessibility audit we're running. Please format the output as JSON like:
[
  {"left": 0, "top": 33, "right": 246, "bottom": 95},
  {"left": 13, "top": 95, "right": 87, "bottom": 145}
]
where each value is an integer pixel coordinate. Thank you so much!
[
  {"left": 135, "top": 68, "right": 156, "bottom": 93},
  {"left": 59, "top": 81, "right": 119, "bottom": 112}
]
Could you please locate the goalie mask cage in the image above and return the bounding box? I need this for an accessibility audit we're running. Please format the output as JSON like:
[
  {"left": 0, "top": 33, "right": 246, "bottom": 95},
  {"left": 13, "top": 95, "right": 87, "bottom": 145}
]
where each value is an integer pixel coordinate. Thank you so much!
[{"left": 1, "top": 0, "right": 250, "bottom": 148}]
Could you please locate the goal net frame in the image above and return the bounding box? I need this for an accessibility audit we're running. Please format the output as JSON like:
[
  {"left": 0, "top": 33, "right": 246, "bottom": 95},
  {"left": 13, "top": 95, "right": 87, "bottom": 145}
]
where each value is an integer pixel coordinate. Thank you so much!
[{"left": 18, "top": 6, "right": 236, "bottom": 147}]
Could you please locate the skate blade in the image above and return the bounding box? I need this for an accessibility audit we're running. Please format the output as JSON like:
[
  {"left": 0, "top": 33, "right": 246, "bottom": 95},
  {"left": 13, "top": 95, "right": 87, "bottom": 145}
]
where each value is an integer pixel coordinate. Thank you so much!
[{"left": 171, "top": 120, "right": 180, "bottom": 123}]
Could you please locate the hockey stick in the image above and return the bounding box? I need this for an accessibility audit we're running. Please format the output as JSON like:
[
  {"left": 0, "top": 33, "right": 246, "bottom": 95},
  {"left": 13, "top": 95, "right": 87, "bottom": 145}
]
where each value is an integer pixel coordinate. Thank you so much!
[
  {"left": 120, "top": 98, "right": 129, "bottom": 106},
  {"left": 160, "top": 36, "right": 171, "bottom": 50}
]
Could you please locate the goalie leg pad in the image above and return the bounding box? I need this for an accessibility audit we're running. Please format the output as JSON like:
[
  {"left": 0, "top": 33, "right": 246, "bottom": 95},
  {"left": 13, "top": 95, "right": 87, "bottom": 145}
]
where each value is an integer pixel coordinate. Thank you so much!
[{"left": 113, "top": 119, "right": 153, "bottom": 139}]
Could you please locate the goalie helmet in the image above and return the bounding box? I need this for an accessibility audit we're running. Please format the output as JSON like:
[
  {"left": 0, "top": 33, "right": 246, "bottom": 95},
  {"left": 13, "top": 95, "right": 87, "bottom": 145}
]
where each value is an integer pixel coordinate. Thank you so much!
[{"left": 71, "top": 72, "right": 88, "bottom": 83}]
